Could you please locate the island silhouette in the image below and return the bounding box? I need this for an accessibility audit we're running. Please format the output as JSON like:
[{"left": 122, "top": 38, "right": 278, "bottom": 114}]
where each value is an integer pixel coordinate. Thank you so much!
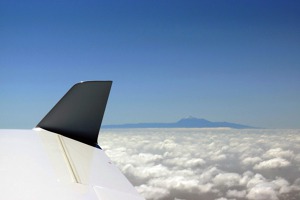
[{"left": 103, "top": 116, "right": 254, "bottom": 129}]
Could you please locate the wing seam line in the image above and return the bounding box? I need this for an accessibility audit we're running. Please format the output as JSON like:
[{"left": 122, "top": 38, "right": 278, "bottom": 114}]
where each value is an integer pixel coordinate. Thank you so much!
[{"left": 57, "top": 135, "right": 81, "bottom": 183}]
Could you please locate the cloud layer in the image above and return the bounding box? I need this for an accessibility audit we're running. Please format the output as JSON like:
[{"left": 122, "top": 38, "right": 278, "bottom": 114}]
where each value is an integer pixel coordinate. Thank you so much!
[{"left": 99, "top": 128, "right": 300, "bottom": 200}]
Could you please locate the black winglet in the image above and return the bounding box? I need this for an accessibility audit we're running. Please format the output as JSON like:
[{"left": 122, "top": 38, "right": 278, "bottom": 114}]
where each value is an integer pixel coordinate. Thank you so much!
[{"left": 36, "top": 81, "right": 112, "bottom": 148}]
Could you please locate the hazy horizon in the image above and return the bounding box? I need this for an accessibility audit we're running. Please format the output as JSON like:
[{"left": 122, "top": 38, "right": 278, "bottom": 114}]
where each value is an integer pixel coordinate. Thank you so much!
[{"left": 103, "top": 116, "right": 255, "bottom": 128}]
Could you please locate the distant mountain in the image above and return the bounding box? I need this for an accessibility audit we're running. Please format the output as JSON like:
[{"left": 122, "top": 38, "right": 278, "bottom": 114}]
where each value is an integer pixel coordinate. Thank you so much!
[{"left": 103, "top": 116, "right": 254, "bottom": 129}]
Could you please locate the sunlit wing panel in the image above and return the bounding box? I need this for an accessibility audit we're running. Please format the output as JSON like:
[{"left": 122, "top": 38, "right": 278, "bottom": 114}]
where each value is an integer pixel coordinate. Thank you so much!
[
  {"left": 0, "top": 130, "right": 97, "bottom": 199},
  {"left": 0, "top": 129, "right": 144, "bottom": 199}
]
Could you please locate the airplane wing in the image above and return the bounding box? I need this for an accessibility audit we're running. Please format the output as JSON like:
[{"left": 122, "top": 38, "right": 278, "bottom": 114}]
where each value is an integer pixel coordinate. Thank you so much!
[{"left": 0, "top": 81, "right": 144, "bottom": 200}]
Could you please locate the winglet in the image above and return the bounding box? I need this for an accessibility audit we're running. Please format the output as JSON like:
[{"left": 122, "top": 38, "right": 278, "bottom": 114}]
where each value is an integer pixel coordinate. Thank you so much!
[{"left": 36, "top": 81, "right": 112, "bottom": 148}]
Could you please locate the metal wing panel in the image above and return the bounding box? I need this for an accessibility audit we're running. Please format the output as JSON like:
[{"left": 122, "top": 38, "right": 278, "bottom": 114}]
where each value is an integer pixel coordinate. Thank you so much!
[
  {"left": 60, "top": 133, "right": 142, "bottom": 196},
  {"left": 0, "top": 130, "right": 99, "bottom": 199},
  {"left": 0, "top": 129, "right": 144, "bottom": 199}
]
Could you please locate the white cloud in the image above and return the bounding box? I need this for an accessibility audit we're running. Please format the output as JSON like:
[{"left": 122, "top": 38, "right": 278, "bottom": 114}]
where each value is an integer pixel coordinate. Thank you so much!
[
  {"left": 99, "top": 128, "right": 300, "bottom": 200},
  {"left": 263, "top": 148, "right": 295, "bottom": 159},
  {"left": 226, "top": 189, "right": 246, "bottom": 198},
  {"left": 148, "top": 176, "right": 211, "bottom": 193},
  {"left": 239, "top": 171, "right": 254, "bottom": 186},
  {"left": 163, "top": 157, "right": 205, "bottom": 169},
  {"left": 254, "top": 158, "right": 291, "bottom": 170},
  {"left": 272, "top": 177, "right": 289, "bottom": 190},
  {"left": 136, "top": 184, "right": 170, "bottom": 200},
  {"left": 131, "top": 153, "right": 164, "bottom": 166},
  {"left": 210, "top": 154, "right": 227, "bottom": 162},
  {"left": 246, "top": 174, "right": 266, "bottom": 189},
  {"left": 241, "top": 157, "right": 262, "bottom": 166},
  {"left": 199, "top": 167, "right": 221, "bottom": 184},
  {"left": 247, "top": 183, "right": 279, "bottom": 200},
  {"left": 213, "top": 173, "right": 241, "bottom": 188}
]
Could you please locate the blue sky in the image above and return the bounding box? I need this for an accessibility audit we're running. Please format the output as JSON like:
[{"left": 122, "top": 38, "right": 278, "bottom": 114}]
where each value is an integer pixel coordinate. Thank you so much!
[{"left": 1, "top": 0, "right": 299, "bottom": 129}]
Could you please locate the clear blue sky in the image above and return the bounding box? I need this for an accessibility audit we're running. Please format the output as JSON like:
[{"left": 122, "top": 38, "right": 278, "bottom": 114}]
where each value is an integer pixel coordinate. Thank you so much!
[{"left": 1, "top": 0, "right": 299, "bottom": 129}]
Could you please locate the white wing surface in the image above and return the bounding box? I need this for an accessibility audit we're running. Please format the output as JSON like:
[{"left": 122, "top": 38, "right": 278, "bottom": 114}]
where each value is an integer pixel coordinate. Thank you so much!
[{"left": 0, "top": 81, "right": 144, "bottom": 200}]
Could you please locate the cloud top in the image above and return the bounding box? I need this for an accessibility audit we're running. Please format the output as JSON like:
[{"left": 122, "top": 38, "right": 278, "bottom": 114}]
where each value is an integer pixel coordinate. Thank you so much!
[{"left": 100, "top": 128, "right": 300, "bottom": 200}]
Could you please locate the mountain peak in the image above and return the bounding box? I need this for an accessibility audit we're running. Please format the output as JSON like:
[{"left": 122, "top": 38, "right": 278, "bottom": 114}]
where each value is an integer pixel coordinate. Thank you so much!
[
  {"left": 183, "top": 115, "right": 198, "bottom": 119},
  {"left": 177, "top": 117, "right": 211, "bottom": 126}
]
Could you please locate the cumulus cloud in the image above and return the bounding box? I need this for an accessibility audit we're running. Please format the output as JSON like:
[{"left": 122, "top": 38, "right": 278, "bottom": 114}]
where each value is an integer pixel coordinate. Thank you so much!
[
  {"left": 246, "top": 173, "right": 266, "bottom": 188},
  {"left": 226, "top": 189, "right": 246, "bottom": 199},
  {"left": 247, "top": 183, "right": 279, "bottom": 200},
  {"left": 263, "top": 148, "right": 295, "bottom": 159},
  {"left": 99, "top": 128, "right": 300, "bottom": 200},
  {"left": 136, "top": 184, "right": 170, "bottom": 200},
  {"left": 241, "top": 157, "right": 262, "bottom": 166},
  {"left": 213, "top": 173, "right": 241, "bottom": 188},
  {"left": 254, "top": 158, "right": 291, "bottom": 170}
]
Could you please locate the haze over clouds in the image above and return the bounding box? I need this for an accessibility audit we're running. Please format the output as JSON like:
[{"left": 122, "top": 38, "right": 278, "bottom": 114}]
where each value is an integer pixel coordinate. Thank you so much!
[{"left": 99, "top": 128, "right": 300, "bottom": 200}]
